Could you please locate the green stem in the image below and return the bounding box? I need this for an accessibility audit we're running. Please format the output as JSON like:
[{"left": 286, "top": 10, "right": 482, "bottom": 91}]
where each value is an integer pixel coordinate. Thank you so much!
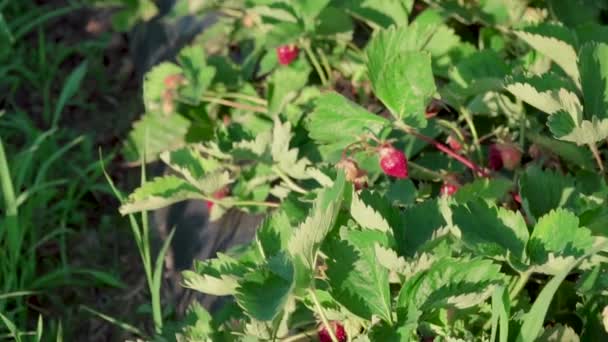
[
  {"left": 409, "top": 161, "right": 443, "bottom": 180},
  {"left": 459, "top": 107, "right": 483, "bottom": 165},
  {"left": 301, "top": 40, "right": 328, "bottom": 86},
  {"left": 589, "top": 144, "right": 604, "bottom": 172},
  {"left": 203, "top": 91, "right": 267, "bottom": 106},
  {"left": 316, "top": 47, "right": 332, "bottom": 83},
  {"left": 308, "top": 288, "right": 338, "bottom": 342},
  {"left": 509, "top": 271, "right": 531, "bottom": 302},
  {"left": 281, "top": 327, "right": 319, "bottom": 342},
  {"left": 273, "top": 166, "right": 309, "bottom": 194},
  {"left": 200, "top": 96, "right": 267, "bottom": 113}
]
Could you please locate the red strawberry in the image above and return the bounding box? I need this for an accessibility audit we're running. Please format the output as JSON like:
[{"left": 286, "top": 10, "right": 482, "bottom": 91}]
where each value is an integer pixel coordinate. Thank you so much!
[
  {"left": 206, "top": 187, "right": 229, "bottom": 210},
  {"left": 496, "top": 143, "right": 522, "bottom": 170},
  {"left": 440, "top": 182, "right": 459, "bottom": 196},
  {"left": 488, "top": 144, "right": 503, "bottom": 171},
  {"left": 379, "top": 145, "right": 408, "bottom": 179},
  {"left": 276, "top": 44, "right": 299, "bottom": 65},
  {"left": 446, "top": 135, "right": 462, "bottom": 152},
  {"left": 336, "top": 158, "right": 368, "bottom": 190},
  {"left": 318, "top": 321, "right": 347, "bottom": 342}
]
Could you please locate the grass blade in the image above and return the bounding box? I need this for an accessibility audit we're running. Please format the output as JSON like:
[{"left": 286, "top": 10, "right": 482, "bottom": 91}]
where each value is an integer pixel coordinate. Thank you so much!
[
  {"left": 0, "top": 311, "right": 22, "bottom": 342},
  {"left": 79, "top": 305, "right": 144, "bottom": 337},
  {"left": 151, "top": 227, "right": 175, "bottom": 334},
  {"left": 51, "top": 61, "right": 87, "bottom": 127},
  {"left": 516, "top": 241, "right": 608, "bottom": 341}
]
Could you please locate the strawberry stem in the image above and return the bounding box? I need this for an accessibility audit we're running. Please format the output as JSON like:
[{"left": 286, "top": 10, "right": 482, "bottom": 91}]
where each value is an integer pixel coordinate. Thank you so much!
[
  {"left": 199, "top": 96, "right": 267, "bottom": 113},
  {"left": 394, "top": 121, "right": 489, "bottom": 177},
  {"left": 272, "top": 166, "right": 309, "bottom": 195},
  {"left": 308, "top": 288, "right": 339, "bottom": 342},
  {"left": 589, "top": 143, "right": 605, "bottom": 172},
  {"left": 301, "top": 40, "right": 328, "bottom": 86}
]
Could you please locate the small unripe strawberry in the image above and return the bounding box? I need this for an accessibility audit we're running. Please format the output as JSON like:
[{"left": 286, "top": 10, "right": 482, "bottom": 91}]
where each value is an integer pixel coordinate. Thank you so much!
[
  {"left": 496, "top": 143, "right": 522, "bottom": 170},
  {"left": 528, "top": 144, "right": 542, "bottom": 160},
  {"left": 336, "top": 158, "right": 368, "bottom": 190},
  {"left": 446, "top": 135, "right": 462, "bottom": 152},
  {"left": 425, "top": 99, "right": 443, "bottom": 118},
  {"left": 318, "top": 321, "right": 346, "bottom": 342},
  {"left": 440, "top": 182, "right": 459, "bottom": 196},
  {"left": 276, "top": 44, "right": 299, "bottom": 65},
  {"left": 488, "top": 144, "right": 503, "bottom": 171},
  {"left": 206, "top": 187, "right": 229, "bottom": 210},
  {"left": 163, "top": 74, "right": 186, "bottom": 90},
  {"left": 379, "top": 145, "right": 408, "bottom": 179}
]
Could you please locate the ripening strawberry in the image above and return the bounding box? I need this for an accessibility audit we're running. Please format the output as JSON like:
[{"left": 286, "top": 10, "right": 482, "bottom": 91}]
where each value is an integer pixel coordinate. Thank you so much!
[
  {"left": 336, "top": 158, "right": 368, "bottom": 190},
  {"left": 513, "top": 192, "right": 521, "bottom": 205},
  {"left": 379, "top": 145, "right": 408, "bottom": 179},
  {"left": 446, "top": 135, "right": 462, "bottom": 152},
  {"left": 163, "top": 74, "right": 185, "bottom": 90},
  {"left": 488, "top": 144, "right": 503, "bottom": 171},
  {"left": 440, "top": 182, "right": 459, "bottom": 196},
  {"left": 276, "top": 44, "right": 299, "bottom": 65},
  {"left": 496, "top": 143, "right": 522, "bottom": 170},
  {"left": 318, "top": 321, "right": 346, "bottom": 342},
  {"left": 206, "top": 187, "right": 229, "bottom": 211}
]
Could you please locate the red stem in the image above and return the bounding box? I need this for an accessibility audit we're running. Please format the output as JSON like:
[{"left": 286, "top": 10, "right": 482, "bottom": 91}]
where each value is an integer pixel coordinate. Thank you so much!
[{"left": 396, "top": 123, "right": 489, "bottom": 177}]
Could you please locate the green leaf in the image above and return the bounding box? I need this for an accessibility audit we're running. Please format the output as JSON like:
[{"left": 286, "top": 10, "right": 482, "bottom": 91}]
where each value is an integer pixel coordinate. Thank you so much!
[
  {"left": 398, "top": 199, "right": 447, "bottom": 257},
  {"left": 307, "top": 93, "right": 389, "bottom": 160},
  {"left": 449, "top": 50, "right": 509, "bottom": 93},
  {"left": 367, "top": 26, "right": 436, "bottom": 127},
  {"left": 397, "top": 258, "right": 504, "bottom": 311},
  {"left": 519, "top": 166, "right": 576, "bottom": 221},
  {"left": 514, "top": 23, "right": 580, "bottom": 86},
  {"left": 122, "top": 112, "right": 191, "bottom": 163},
  {"left": 453, "top": 177, "right": 513, "bottom": 204},
  {"left": 504, "top": 73, "right": 574, "bottom": 115},
  {"left": 271, "top": 118, "right": 312, "bottom": 180},
  {"left": 143, "top": 62, "right": 182, "bottom": 112},
  {"left": 256, "top": 211, "right": 292, "bottom": 259},
  {"left": 385, "top": 179, "right": 417, "bottom": 206},
  {"left": 177, "top": 46, "right": 216, "bottom": 103},
  {"left": 180, "top": 302, "right": 215, "bottom": 341},
  {"left": 316, "top": 6, "right": 354, "bottom": 37},
  {"left": 547, "top": 0, "right": 602, "bottom": 27},
  {"left": 526, "top": 132, "right": 594, "bottom": 170},
  {"left": 579, "top": 42, "right": 608, "bottom": 120},
  {"left": 344, "top": 0, "right": 413, "bottom": 28},
  {"left": 160, "top": 147, "right": 219, "bottom": 185},
  {"left": 292, "top": 0, "right": 330, "bottom": 31},
  {"left": 182, "top": 253, "right": 248, "bottom": 296},
  {"left": 537, "top": 324, "right": 580, "bottom": 342},
  {"left": 325, "top": 229, "right": 393, "bottom": 323},
  {"left": 452, "top": 200, "right": 529, "bottom": 261},
  {"left": 516, "top": 242, "right": 608, "bottom": 342},
  {"left": 550, "top": 116, "right": 608, "bottom": 145},
  {"left": 527, "top": 209, "right": 595, "bottom": 273},
  {"left": 288, "top": 173, "right": 346, "bottom": 288},
  {"left": 350, "top": 189, "right": 401, "bottom": 233},
  {"left": 119, "top": 175, "right": 203, "bottom": 215},
  {"left": 267, "top": 62, "right": 311, "bottom": 116},
  {"left": 235, "top": 262, "right": 294, "bottom": 321}
]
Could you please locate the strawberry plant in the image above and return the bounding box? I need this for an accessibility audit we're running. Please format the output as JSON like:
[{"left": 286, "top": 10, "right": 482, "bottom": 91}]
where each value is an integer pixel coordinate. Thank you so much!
[{"left": 114, "top": 0, "right": 608, "bottom": 340}]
